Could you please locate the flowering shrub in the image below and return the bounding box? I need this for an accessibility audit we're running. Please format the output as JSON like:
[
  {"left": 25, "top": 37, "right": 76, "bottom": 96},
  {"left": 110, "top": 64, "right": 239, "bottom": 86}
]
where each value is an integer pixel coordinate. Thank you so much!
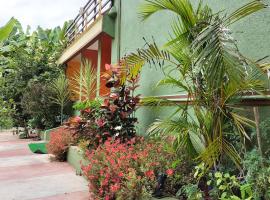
[
  {"left": 67, "top": 62, "right": 141, "bottom": 148},
  {"left": 82, "top": 137, "right": 180, "bottom": 200},
  {"left": 46, "top": 126, "right": 75, "bottom": 161}
]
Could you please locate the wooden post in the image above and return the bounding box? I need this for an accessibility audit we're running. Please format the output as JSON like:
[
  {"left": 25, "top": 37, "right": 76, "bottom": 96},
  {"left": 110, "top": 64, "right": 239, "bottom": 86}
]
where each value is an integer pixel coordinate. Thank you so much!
[{"left": 253, "top": 107, "right": 263, "bottom": 156}]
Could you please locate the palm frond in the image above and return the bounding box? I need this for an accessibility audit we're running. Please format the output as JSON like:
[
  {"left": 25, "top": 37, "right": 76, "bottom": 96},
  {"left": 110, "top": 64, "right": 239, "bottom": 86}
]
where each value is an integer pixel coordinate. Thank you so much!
[
  {"left": 69, "top": 59, "right": 97, "bottom": 101},
  {"left": 147, "top": 118, "right": 190, "bottom": 136},
  {"left": 156, "top": 76, "right": 189, "bottom": 92},
  {"left": 230, "top": 112, "right": 254, "bottom": 140},
  {"left": 141, "top": 96, "right": 176, "bottom": 107},
  {"left": 225, "top": 1, "right": 267, "bottom": 25},
  {"left": 139, "top": 0, "right": 196, "bottom": 29},
  {"left": 122, "top": 42, "right": 174, "bottom": 82},
  {"left": 192, "top": 19, "right": 245, "bottom": 90},
  {"left": 49, "top": 74, "right": 70, "bottom": 105}
]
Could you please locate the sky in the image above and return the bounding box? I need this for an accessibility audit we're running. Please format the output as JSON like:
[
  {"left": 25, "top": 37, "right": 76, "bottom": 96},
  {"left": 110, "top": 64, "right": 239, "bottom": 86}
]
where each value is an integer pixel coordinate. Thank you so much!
[{"left": 0, "top": 0, "right": 88, "bottom": 30}]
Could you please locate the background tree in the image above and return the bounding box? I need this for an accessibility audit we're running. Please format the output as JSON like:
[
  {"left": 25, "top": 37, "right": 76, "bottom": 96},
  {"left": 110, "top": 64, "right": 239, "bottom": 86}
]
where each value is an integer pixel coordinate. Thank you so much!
[{"left": 0, "top": 19, "right": 70, "bottom": 129}]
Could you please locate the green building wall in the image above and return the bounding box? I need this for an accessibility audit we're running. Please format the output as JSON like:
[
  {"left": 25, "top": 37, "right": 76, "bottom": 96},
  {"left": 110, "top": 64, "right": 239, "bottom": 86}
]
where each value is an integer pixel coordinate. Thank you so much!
[{"left": 109, "top": 0, "right": 270, "bottom": 134}]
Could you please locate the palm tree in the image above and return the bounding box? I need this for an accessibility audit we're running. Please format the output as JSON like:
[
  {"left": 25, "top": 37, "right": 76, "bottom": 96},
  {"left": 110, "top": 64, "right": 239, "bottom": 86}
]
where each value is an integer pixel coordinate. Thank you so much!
[{"left": 122, "top": 0, "right": 268, "bottom": 169}]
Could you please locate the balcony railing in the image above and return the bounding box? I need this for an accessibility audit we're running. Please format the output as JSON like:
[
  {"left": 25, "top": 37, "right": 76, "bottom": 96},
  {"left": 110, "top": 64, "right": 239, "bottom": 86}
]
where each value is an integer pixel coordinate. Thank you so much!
[{"left": 65, "top": 0, "right": 113, "bottom": 46}]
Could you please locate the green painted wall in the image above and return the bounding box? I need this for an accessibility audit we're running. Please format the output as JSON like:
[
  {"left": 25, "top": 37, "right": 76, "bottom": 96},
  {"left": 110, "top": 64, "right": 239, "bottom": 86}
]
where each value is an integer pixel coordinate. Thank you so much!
[{"left": 110, "top": 0, "right": 270, "bottom": 133}]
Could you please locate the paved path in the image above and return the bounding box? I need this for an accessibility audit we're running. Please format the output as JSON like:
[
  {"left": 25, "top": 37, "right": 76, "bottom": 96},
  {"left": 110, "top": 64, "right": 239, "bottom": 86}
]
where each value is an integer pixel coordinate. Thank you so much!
[{"left": 0, "top": 131, "right": 89, "bottom": 200}]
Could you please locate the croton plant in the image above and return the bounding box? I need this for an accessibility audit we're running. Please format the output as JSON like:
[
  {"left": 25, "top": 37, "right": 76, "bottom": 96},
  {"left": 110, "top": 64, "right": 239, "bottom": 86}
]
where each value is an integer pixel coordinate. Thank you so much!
[{"left": 66, "top": 62, "right": 141, "bottom": 147}]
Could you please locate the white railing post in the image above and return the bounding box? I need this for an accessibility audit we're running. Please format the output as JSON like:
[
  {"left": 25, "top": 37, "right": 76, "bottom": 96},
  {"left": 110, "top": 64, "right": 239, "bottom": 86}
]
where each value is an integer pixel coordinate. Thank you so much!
[{"left": 98, "top": 0, "right": 102, "bottom": 15}]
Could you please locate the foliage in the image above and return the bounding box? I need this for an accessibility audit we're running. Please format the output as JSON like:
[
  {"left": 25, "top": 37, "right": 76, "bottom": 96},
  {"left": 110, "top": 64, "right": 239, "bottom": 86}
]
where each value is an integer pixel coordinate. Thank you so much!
[
  {"left": 67, "top": 99, "right": 103, "bottom": 148},
  {"left": 82, "top": 137, "right": 181, "bottom": 200},
  {"left": 68, "top": 63, "right": 141, "bottom": 147},
  {"left": 207, "top": 172, "right": 252, "bottom": 200},
  {"left": 178, "top": 184, "right": 203, "bottom": 200},
  {"left": 69, "top": 58, "right": 97, "bottom": 101},
  {"left": 49, "top": 73, "right": 71, "bottom": 124},
  {"left": 122, "top": 0, "right": 268, "bottom": 170},
  {"left": 251, "top": 117, "right": 270, "bottom": 157},
  {"left": 0, "top": 18, "right": 19, "bottom": 43},
  {"left": 73, "top": 99, "right": 102, "bottom": 111},
  {"left": 21, "top": 83, "right": 59, "bottom": 129},
  {"left": 46, "top": 126, "right": 75, "bottom": 161},
  {"left": 0, "top": 20, "right": 68, "bottom": 128},
  {"left": 243, "top": 150, "right": 270, "bottom": 199},
  {"left": 98, "top": 63, "right": 140, "bottom": 141},
  {"left": 0, "top": 98, "right": 14, "bottom": 129}
]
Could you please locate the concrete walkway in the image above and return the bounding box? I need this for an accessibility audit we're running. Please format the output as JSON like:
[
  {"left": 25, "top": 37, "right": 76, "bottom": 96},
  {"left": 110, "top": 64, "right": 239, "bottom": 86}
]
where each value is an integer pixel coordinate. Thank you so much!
[{"left": 0, "top": 131, "right": 89, "bottom": 200}]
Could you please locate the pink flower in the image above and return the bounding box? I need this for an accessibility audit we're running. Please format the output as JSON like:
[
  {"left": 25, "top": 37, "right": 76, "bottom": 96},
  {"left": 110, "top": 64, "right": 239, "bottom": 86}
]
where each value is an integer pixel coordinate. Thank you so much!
[
  {"left": 166, "top": 169, "right": 174, "bottom": 176},
  {"left": 109, "top": 105, "right": 117, "bottom": 112},
  {"left": 84, "top": 108, "right": 91, "bottom": 113},
  {"left": 110, "top": 93, "right": 119, "bottom": 100},
  {"left": 95, "top": 119, "right": 105, "bottom": 127},
  {"left": 105, "top": 64, "right": 111, "bottom": 71},
  {"left": 74, "top": 116, "right": 82, "bottom": 123}
]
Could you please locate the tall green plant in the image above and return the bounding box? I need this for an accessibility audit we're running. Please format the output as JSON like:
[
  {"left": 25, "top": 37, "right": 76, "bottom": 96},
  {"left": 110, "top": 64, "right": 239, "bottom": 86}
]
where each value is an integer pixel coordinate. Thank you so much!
[
  {"left": 0, "top": 18, "right": 18, "bottom": 43},
  {"left": 122, "top": 0, "right": 268, "bottom": 169},
  {"left": 49, "top": 73, "right": 70, "bottom": 124},
  {"left": 69, "top": 58, "right": 97, "bottom": 102}
]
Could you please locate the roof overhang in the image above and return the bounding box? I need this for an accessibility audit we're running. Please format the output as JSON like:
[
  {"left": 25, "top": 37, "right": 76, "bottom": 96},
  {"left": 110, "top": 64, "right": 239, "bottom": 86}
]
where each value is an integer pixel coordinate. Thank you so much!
[{"left": 58, "top": 14, "right": 115, "bottom": 65}]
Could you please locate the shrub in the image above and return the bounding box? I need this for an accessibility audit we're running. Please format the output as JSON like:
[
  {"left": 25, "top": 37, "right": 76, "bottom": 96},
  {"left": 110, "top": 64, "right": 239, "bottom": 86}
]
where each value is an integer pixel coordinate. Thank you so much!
[
  {"left": 68, "top": 63, "right": 141, "bottom": 148},
  {"left": 46, "top": 126, "right": 75, "bottom": 161},
  {"left": 66, "top": 99, "right": 103, "bottom": 149},
  {"left": 82, "top": 137, "right": 188, "bottom": 200},
  {"left": 243, "top": 150, "right": 270, "bottom": 199}
]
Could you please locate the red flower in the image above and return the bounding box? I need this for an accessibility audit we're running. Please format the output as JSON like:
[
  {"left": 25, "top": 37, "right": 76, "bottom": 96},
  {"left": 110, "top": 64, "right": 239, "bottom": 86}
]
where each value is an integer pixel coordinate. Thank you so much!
[
  {"left": 166, "top": 169, "right": 174, "bottom": 176},
  {"left": 110, "top": 183, "right": 120, "bottom": 192},
  {"left": 145, "top": 170, "right": 155, "bottom": 178},
  {"left": 118, "top": 172, "right": 124, "bottom": 177}
]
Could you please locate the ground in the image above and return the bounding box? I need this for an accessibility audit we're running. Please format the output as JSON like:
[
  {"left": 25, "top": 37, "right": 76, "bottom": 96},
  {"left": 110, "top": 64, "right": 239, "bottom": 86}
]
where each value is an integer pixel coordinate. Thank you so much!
[{"left": 0, "top": 131, "right": 89, "bottom": 200}]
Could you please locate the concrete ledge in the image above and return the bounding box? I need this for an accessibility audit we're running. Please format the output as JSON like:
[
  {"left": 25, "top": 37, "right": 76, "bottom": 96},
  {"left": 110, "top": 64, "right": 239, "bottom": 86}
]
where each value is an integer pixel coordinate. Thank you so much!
[
  {"left": 67, "top": 146, "right": 89, "bottom": 175},
  {"left": 40, "top": 127, "right": 58, "bottom": 141}
]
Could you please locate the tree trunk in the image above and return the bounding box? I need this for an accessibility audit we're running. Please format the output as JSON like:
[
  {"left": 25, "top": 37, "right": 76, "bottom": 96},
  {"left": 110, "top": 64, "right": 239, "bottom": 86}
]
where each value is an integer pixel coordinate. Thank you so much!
[{"left": 253, "top": 107, "right": 263, "bottom": 156}]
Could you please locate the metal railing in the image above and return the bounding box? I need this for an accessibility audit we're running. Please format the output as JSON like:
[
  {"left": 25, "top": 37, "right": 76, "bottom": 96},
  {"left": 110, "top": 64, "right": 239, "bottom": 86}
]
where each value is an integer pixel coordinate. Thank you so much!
[{"left": 65, "top": 0, "right": 113, "bottom": 46}]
